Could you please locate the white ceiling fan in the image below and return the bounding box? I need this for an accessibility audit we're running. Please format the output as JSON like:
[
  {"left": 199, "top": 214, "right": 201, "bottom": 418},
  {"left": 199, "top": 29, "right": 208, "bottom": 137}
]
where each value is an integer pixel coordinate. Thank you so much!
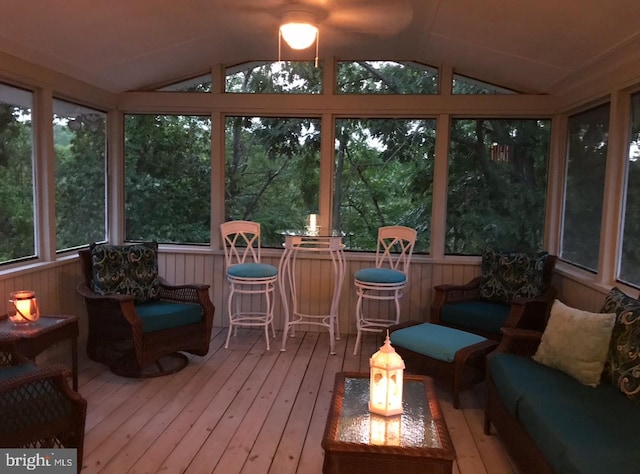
[{"left": 223, "top": 0, "right": 414, "bottom": 43}]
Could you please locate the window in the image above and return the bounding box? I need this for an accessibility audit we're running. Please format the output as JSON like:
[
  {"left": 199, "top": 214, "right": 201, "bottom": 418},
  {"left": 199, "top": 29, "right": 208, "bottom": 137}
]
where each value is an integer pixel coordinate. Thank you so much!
[
  {"left": 452, "top": 74, "right": 517, "bottom": 95},
  {"left": 124, "top": 114, "right": 212, "bottom": 244},
  {"left": 333, "top": 118, "right": 436, "bottom": 251},
  {"left": 225, "top": 116, "right": 321, "bottom": 247},
  {"left": 0, "top": 83, "right": 35, "bottom": 264},
  {"left": 225, "top": 61, "right": 322, "bottom": 94},
  {"left": 446, "top": 118, "right": 550, "bottom": 255},
  {"left": 619, "top": 92, "right": 640, "bottom": 285},
  {"left": 337, "top": 61, "right": 438, "bottom": 94},
  {"left": 53, "top": 99, "right": 107, "bottom": 251},
  {"left": 561, "top": 104, "right": 610, "bottom": 271}
]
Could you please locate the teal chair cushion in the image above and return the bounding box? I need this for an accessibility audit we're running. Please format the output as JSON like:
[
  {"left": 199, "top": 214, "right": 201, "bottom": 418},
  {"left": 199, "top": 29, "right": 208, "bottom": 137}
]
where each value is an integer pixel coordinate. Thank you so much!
[
  {"left": 0, "top": 363, "right": 37, "bottom": 381},
  {"left": 390, "top": 323, "right": 486, "bottom": 363},
  {"left": 489, "top": 353, "right": 640, "bottom": 474},
  {"left": 227, "top": 263, "right": 277, "bottom": 279},
  {"left": 440, "top": 300, "right": 511, "bottom": 335},
  {"left": 355, "top": 268, "right": 406, "bottom": 284},
  {"left": 135, "top": 301, "right": 202, "bottom": 333}
]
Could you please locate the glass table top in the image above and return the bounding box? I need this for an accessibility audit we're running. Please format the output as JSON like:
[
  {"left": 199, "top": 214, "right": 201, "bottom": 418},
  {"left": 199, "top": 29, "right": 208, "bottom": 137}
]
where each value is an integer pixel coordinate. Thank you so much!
[{"left": 335, "top": 376, "right": 442, "bottom": 448}]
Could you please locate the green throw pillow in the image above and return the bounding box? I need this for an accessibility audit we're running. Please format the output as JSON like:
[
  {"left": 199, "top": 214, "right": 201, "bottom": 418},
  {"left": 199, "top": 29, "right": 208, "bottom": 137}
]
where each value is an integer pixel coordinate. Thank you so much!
[
  {"left": 533, "top": 300, "right": 615, "bottom": 387},
  {"left": 90, "top": 241, "right": 160, "bottom": 303},
  {"left": 479, "top": 247, "right": 548, "bottom": 304},
  {"left": 601, "top": 287, "right": 640, "bottom": 402}
]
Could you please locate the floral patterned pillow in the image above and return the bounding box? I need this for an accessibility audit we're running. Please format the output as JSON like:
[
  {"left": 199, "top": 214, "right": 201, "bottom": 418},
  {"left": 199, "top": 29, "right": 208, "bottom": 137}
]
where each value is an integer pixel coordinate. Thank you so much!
[
  {"left": 479, "top": 248, "right": 549, "bottom": 304},
  {"left": 90, "top": 241, "right": 160, "bottom": 303},
  {"left": 600, "top": 287, "right": 640, "bottom": 402}
]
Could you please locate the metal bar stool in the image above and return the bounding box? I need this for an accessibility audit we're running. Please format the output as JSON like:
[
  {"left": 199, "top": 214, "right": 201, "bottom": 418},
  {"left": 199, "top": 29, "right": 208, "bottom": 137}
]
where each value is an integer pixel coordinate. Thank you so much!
[
  {"left": 353, "top": 225, "right": 417, "bottom": 355},
  {"left": 220, "top": 220, "right": 278, "bottom": 350}
]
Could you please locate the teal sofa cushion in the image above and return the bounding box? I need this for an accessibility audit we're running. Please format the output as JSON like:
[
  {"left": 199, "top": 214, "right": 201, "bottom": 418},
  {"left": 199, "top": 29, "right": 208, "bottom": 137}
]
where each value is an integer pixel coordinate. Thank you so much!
[
  {"left": 390, "top": 323, "right": 486, "bottom": 363},
  {"left": 355, "top": 268, "right": 406, "bottom": 284},
  {"left": 135, "top": 301, "right": 202, "bottom": 333},
  {"left": 227, "top": 262, "right": 277, "bottom": 279},
  {"left": 489, "top": 353, "right": 640, "bottom": 474},
  {"left": 440, "top": 301, "right": 511, "bottom": 335},
  {"left": 91, "top": 241, "right": 160, "bottom": 303}
]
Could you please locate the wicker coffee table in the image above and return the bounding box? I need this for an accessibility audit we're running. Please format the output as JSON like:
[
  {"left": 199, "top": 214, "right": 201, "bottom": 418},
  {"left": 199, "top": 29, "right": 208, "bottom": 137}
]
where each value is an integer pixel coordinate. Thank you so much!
[{"left": 322, "top": 372, "right": 455, "bottom": 474}]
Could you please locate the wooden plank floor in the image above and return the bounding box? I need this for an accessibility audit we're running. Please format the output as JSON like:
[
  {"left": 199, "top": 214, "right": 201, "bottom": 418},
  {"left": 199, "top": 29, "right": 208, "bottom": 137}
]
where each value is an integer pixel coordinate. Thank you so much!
[{"left": 75, "top": 327, "right": 520, "bottom": 474}]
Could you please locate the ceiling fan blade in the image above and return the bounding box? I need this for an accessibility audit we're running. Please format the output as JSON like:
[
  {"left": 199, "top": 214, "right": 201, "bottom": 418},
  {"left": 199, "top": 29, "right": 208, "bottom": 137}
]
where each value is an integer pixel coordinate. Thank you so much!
[{"left": 325, "top": 2, "right": 413, "bottom": 36}]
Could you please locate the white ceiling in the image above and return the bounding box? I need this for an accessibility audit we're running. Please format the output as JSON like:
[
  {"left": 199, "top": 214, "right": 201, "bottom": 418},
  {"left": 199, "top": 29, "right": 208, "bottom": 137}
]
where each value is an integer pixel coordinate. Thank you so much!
[{"left": 1, "top": 0, "right": 639, "bottom": 94}]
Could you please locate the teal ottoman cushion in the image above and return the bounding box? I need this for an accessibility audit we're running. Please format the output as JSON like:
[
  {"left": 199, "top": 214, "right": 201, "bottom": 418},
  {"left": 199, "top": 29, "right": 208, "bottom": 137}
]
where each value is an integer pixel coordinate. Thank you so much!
[
  {"left": 440, "top": 301, "right": 511, "bottom": 335},
  {"left": 355, "top": 268, "right": 406, "bottom": 284},
  {"left": 135, "top": 301, "right": 202, "bottom": 333},
  {"left": 390, "top": 323, "right": 487, "bottom": 363},
  {"left": 227, "top": 263, "right": 277, "bottom": 279}
]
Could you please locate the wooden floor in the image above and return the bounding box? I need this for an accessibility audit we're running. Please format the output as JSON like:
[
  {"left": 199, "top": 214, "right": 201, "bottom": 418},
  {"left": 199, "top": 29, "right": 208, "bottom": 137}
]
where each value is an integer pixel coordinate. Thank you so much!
[{"left": 75, "top": 327, "right": 520, "bottom": 474}]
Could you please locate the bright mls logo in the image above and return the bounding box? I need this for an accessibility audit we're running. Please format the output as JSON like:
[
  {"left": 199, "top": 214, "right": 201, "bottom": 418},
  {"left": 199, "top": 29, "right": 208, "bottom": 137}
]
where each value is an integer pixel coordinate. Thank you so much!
[{"left": 1, "top": 449, "right": 76, "bottom": 473}]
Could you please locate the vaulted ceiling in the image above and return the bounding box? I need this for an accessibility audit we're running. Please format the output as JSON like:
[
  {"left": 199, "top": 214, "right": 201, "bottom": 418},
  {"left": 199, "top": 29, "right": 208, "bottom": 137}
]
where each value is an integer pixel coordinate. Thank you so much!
[{"left": 1, "top": 0, "right": 639, "bottom": 95}]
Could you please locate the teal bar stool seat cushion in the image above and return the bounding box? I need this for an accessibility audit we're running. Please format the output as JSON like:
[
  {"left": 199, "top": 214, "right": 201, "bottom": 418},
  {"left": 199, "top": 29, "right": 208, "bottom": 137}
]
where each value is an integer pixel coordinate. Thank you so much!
[
  {"left": 390, "top": 322, "right": 487, "bottom": 363},
  {"left": 355, "top": 268, "right": 406, "bottom": 284},
  {"left": 135, "top": 301, "right": 202, "bottom": 333},
  {"left": 227, "top": 263, "right": 278, "bottom": 279}
]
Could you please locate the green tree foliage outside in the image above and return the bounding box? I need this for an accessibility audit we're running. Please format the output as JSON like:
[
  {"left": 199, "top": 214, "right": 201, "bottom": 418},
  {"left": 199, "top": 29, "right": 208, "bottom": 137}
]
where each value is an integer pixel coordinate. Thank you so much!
[
  {"left": 0, "top": 100, "right": 35, "bottom": 262},
  {"left": 225, "top": 116, "right": 321, "bottom": 247},
  {"left": 226, "top": 61, "right": 322, "bottom": 94},
  {"left": 334, "top": 118, "right": 435, "bottom": 252},
  {"left": 337, "top": 61, "right": 438, "bottom": 94},
  {"left": 446, "top": 119, "right": 550, "bottom": 255},
  {"left": 124, "top": 114, "right": 212, "bottom": 244},
  {"left": 55, "top": 109, "right": 107, "bottom": 250},
  {"left": 562, "top": 104, "right": 610, "bottom": 271}
]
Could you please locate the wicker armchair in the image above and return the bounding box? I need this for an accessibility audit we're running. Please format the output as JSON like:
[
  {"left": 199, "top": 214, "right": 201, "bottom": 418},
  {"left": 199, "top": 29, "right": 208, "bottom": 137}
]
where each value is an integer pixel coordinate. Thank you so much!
[
  {"left": 430, "top": 254, "right": 558, "bottom": 340},
  {"left": 77, "top": 248, "right": 215, "bottom": 377},
  {"left": 0, "top": 335, "right": 86, "bottom": 470}
]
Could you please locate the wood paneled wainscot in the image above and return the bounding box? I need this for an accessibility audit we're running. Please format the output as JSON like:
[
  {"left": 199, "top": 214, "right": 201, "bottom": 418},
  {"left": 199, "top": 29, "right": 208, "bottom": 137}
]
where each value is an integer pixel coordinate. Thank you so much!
[{"left": 0, "top": 250, "right": 613, "bottom": 365}]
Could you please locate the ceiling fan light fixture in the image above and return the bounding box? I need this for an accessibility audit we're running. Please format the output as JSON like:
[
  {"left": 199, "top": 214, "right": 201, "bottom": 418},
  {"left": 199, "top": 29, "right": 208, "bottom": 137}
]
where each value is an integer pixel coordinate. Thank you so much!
[{"left": 279, "top": 11, "right": 318, "bottom": 50}]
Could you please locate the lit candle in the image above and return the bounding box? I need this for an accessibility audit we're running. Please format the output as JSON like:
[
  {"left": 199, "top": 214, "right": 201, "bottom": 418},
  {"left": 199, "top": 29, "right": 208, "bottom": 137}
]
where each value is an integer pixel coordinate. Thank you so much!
[
  {"left": 9, "top": 290, "right": 40, "bottom": 324},
  {"left": 15, "top": 298, "right": 33, "bottom": 319}
]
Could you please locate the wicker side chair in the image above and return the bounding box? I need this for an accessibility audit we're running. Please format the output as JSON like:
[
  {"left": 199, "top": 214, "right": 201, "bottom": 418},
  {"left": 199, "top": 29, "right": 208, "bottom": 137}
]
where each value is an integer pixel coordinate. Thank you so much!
[
  {"left": 76, "top": 246, "right": 215, "bottom": 377},
  {"left": 0, "top": 335, "right": 87, "bottom": 471},
  {"left": 431, "top": 251, "right": 558, "bottom": 340}
]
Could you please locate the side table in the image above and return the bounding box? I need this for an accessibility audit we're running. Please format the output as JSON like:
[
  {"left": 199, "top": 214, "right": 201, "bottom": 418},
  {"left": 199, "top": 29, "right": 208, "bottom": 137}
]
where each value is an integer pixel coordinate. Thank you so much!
[
  {"left": 0, "top": 314, "right": 79, "bottom": 391},
  {"left": 322, "top": 372, "right": 455, "bottom": 474}
]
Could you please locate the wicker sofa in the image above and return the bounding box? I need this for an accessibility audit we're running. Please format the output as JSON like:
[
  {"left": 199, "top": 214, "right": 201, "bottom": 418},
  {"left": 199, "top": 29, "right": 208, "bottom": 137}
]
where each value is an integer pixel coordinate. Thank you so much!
[{"left": 485, "top": 326, "right": 640, "bottom": 474}]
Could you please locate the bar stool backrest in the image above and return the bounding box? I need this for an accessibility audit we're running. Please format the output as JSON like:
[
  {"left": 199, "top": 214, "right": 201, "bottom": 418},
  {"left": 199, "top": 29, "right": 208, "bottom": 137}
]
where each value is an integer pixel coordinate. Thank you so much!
[
  {"left": 221, "top": 220, "right": 262, "bottom": 267},
  {"left": 374, "top": 226, "right": 418, "bottom": 279}
]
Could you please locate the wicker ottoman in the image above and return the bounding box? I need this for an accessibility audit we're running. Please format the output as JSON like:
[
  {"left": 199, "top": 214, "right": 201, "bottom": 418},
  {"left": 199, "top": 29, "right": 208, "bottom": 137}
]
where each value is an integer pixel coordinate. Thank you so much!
[{"left": 388, "top": 321, "right": 498, "bottom": 408}]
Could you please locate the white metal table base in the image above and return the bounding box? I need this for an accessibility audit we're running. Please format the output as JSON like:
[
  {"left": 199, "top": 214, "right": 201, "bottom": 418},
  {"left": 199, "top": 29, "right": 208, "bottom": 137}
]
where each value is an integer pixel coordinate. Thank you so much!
[{"left": 279, "top": 234, "right": 345, "bottom": 355}]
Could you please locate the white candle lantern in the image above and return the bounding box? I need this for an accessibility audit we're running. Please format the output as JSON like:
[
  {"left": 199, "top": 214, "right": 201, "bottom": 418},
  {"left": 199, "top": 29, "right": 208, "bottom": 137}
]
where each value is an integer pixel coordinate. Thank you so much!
[
  {"left": 9, "top": 290, "right": 40, "bottom": 325},
  {"left": 369, "top": 333, "right": 405, "bottom": 416}
]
